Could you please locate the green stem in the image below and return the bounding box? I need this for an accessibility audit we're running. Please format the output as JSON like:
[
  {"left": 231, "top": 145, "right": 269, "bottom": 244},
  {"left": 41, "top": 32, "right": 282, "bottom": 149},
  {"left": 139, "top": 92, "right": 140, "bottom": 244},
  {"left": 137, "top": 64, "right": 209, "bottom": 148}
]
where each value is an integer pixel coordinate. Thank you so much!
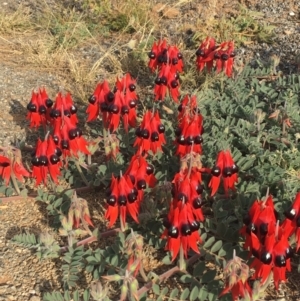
[
  {"left": 74, "top": 160, "right": 89, "bottom": 186},
  {"left": 120, "top": 210, "right": 127, "bottom": 232},
  {"left": 179, "top": 244, "right": 186, "bottom": 271},
  {"left": 87, "top": 154, "right": 92, "bottom": 165},
  {"left": 10, "top": 173, "right": 20, "bottom": 195},
  {"left": 60, "top": 228, "right": 120, "bottom": 253}
]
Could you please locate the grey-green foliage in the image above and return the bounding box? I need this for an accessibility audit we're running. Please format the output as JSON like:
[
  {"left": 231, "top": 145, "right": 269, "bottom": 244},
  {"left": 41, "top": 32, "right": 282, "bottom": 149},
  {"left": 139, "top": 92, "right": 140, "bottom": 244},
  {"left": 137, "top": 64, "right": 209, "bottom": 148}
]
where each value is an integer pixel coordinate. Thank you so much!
[
  {"left": 62, "top": 245, "right": 85, "bottom": 289},
  {"left": 11, "top": 232, "right": 38, "bottom": 248},
  {"left": 35, "top": 189, "right": 74, "bottom": 228},
  {"left": 176, "top": 64, "right": 300, "bottom": 300},
  {"left": 11, "top": 232, "right": 60, "bottom": 259},
  {"left": 198, "top": 64, "right": 300, "bottom": 208},
  {"left": 83, "top": 231, "right": 127, "bottom": 279},
  {"left": 43, "top": 289, "right": 90, "bottom": 301}
]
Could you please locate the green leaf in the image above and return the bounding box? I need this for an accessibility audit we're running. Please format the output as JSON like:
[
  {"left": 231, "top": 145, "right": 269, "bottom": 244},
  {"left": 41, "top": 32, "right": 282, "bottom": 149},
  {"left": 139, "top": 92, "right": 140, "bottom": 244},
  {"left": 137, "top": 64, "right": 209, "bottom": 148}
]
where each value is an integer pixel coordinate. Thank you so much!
[
  {"left": 152, "top": 284, "right": 160, "bottom": 295},
  {"left": 180, "top": 274, "right": 193, "bottom": 284},
  {"left": 110, "top": 255, "right": 119, "bottom": 266},
  {"left": 20, "top": 188, "right": 28, "bottom": 197},
  {"left": 201, "top": 270, "right": 217, "bottom": 284},
  {"left": 160, "top": 287, "right": 168, "bottom": 296},
  {"left": 162, "top": 255, "right": 172, "bottom": 265},
  {"left": 203, "top": 236, "right": 215, "bottom": 248},
  {"left": 180, "top": 288, "right": 190, "bottom": 300},
  {"left": 198, "top": 286, "right": 209, "bottom": 301},
  {"left": 86, "top": 256, "right": 98, "bottom": 264},
  {"left": 54, "top": 197, "right": 63, "bottom": 208},
  {"left": 200, "top": 232, "right": 207, "bottom": 241},
  {"left": 83, "top": 289, "right": 90, "bottom": 301},
  {"left": 73, "top": 290, "right": 79, "bottom": 301},
  {"left": 193, "top": 261, "right": 205, "bottom": 277},
  {"left": 98, "top": 164, "right": 107, "bottom": 175},
  {"left": 211, "top": 240, "right": 222, "bottom": 253},
  {"left": 64, "top": 291, "right": 71, "bottom": 301},
  {"left": 189, "top": 286, "right": 199, "bottom": 301},
  {"left": 169, "top": 288, "right": 179, "bottom": 300}
]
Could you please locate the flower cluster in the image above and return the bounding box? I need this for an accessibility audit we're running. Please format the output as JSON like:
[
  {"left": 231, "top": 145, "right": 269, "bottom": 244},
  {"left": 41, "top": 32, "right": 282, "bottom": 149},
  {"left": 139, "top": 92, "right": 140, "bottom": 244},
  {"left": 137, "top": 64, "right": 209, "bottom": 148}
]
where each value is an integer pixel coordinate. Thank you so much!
[
  {"left": 86, "top": 74, "right": 138, "bottom": 132},
  {"left": 105, "top": 154, "right": 156, "bottom": 229},
  {"left": 282, "top": 193, "right": 300, "bottom": 251},
  {"left": 162, "top": 163, "right": 204, "bottom": 260},
  {"left": 50, "top": 93, "right": 89, "bottom": 158},
  {"left": 240, "top": 195, "right": 292, "bottom": 289},
  {"left": 196, "top": 37, "right": 235, "bottom": 77},
  {"left": 148, "top": 39, "right": 183, "bottom": 102},
  {"left": 31, "top": 135, "right": 62, "bottom": 186},
  {"left": 134, "top": 110, "right": 166, "bottom": 154},
  {"left": 53, "top": 115, "right": 89, "bottom": 158},
  {"left": 175, "top": 95, "right": 204, "bottom": 157},
  {"left": 208, "top": 150, "right": 239, "bottom": 196},
  {"left": 26, "top": 88, "right": 90, "bottom": 186},
  {"left": 26, "top": 88, "right": 53, "bottom": 128},
  {"left": 0, "top": 147, "right": 30, "bottom": 186},
  {"left": 50, "top": 92, "right": 78, "bottom": 125},
  {"left": 161, "top": 95, "right": 207, "bottom": 260}
]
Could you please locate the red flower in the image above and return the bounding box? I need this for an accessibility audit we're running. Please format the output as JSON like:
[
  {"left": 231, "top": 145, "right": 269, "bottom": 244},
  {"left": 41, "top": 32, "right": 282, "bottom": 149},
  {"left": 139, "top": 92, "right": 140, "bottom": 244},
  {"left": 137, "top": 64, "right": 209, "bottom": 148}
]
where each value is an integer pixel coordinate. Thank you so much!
[
  {"left": 0, "top": 151, "right": 30, "bottom": 186},
  {"left": 175, "top": 114, "right": 203, "bottom": 157},
  {"left": 31, "top": 135, "right": 62, "bottom": 186},
  {"left": 240, "top": 194, "right": 293, "bottom": 290},
  {"left": 86, "top": 80, "right": 113, "bottom": 123},
  {"left": 177, "top": 95, "right": 199, "bottom": 121},
  {"left": 154, "top": 64, "right": 180, "bottom": 102},
  {"left": 53, "top": 116, "right": 90, "bottom": 158},
  {"left": 163, "top": 203, "right": 201, "bottom": 260},
  {"left": 110, "top": 73, "right": 138, "bottom": 132},
  {"left": 50, "top": 92, "right": 78, "bottom": 125},
  {"left": 162, "top": 167, "right": 204, "bottom": 260},
  {"left": 26, "top": 87, "right": 53, "bottom": 128},
  {"left": 174, "top": 96, "right": 204, "bottom": 157},
  {"left": 213, "top": 41, "right": 235, "bottom": 77},
  {"left": 195, "top": 38, "right": 235, "bottom": 77},
  {"left": 105, "top": 174, "right": 141, "bottom": 228},
  {"left": 148, "top": 39, "right": 183, "bottom": 102},
  {"left": 282, "top": 192, "right": 300, "bottom": 251},
  {"left": 148, "top": 39, "right": 183, "bottom": 74},
  {"left": 87, "top": 75, "right": 138, "bottom": 132},
  {"left": 125, "top": 153, "right": 157, "bottom": 189},
  {"left": 168, "top": 45, "right": 184, "bottom": 73},
  {"left": 134, "top": 110, "right": 166, "bottom": 154},
  {"left": 195, "top": 37, "right": 216, "bottom": 73},
  {"left": 240, "top": 195, "right": 277, "bottom": 250},
  {"left": 0, "top": 155, "right": 14, "bottom": 185},
  {"left": 148, "top": 39, "right": 168, "bottom": 72},
  {"left": 251, "top": 225, "right": 292, "bottom": 289},
  {"left": 208, "top": 150, "right": 238, "bottom": 196}
]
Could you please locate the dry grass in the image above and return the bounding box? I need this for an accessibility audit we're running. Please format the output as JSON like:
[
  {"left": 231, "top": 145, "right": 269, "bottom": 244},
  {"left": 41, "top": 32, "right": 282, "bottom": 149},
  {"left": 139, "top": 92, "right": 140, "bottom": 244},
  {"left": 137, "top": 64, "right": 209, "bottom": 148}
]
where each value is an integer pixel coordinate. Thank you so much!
[
  {"left": 0, "top": 0, "right": 276, "bottom": 101},
  {"left": 0, "top": 4, "right": 34, "bottom": 34}
]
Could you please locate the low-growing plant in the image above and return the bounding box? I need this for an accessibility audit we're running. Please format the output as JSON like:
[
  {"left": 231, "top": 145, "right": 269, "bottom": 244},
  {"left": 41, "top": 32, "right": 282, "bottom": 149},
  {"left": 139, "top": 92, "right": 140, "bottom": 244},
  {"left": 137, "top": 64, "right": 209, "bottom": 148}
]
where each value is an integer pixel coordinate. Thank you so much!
[{"left": 2, "top": 36, "right": 300, "bottom": 301}]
